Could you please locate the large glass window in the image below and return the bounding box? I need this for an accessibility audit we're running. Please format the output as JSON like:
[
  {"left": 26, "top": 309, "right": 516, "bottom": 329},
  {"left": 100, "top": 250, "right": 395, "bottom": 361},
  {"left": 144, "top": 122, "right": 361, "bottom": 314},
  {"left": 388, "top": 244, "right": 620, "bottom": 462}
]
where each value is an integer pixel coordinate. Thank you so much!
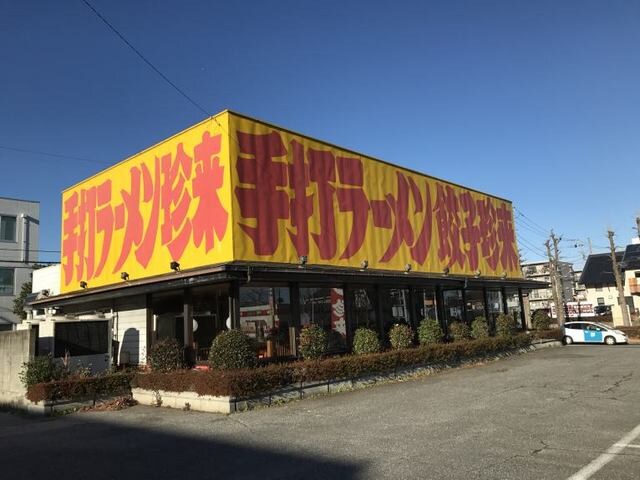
[
  {"left": 465, "top": 289, "right": 486, "bottom": 324},
  {"left": 0, "top": 268, "right": 15, "bottom": 295},
  {"left": 442, "top": 289, "right": 464, "bottom": 326},
  {"left": 299, "top": 287, "right": 347, "bottom": 352},
  {"left": 414, "top": 287, "right": 438, "bottom": 322},
  {"left": 486, "top": 289, "right": 504, "bottom": 325},
  {"left": 0, "top": 216, "right": 16, "bottom": 242},
  {"left": 380, "top": 288, "right": 411, "bottom": 330},
  {"left": 152, "top": 291, "right": 184, "bottom": 344},
  {"left": 505, "top": 288, "right": 523, "bottom": 328},
  {"left": 240, "top": 286, "right": 292, "bottom": 359},
  {"left": 351, "top": 287, "right": 377, "bottom": 330}
]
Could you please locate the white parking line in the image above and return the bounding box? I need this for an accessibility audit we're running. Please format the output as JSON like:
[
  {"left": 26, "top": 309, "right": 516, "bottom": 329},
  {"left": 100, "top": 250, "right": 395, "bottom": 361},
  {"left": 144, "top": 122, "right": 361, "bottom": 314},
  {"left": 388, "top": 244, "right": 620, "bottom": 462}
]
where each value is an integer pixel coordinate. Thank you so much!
[{"left": 567, "top": 423, "right": 640, "bottom": 480}]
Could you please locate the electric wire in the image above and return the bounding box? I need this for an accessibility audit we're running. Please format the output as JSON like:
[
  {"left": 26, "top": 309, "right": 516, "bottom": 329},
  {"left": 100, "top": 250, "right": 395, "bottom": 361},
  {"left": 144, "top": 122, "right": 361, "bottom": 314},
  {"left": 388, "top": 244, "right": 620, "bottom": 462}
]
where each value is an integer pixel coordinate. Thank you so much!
[{"left": 0, "top": 145, "right": 108, "bottom": 165}]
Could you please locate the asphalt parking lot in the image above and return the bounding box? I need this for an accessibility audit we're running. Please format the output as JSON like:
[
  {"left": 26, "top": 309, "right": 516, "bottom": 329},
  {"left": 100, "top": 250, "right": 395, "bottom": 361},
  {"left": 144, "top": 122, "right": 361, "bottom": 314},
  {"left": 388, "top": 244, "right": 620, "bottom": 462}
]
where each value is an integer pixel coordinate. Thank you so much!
[{"left": 2, "top": 344, "right": 640, "bottom": 479}]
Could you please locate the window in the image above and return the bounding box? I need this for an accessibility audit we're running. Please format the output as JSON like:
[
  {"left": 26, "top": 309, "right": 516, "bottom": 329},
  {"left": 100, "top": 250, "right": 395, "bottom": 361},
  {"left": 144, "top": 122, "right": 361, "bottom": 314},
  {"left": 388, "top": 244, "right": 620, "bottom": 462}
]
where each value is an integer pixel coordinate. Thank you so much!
[
  {"left": 299, "top": 287, "right": 347, "bottom": 351},
  {"left": 486, "top": 289, "right": 504, "bottom": 325},
  {"left": 465, "top": 289, "right": 486, "bottom": 324},
  {"left": 239, "top": 286, "right": 292, "bottom": 358},
  {"left": 0, "top": 268, "right": 14, "bottom": 295},
  {"left": 414, "top": 287, "right": 438, "bottom": 322},
  {"left": 380, "top": 287, "right": 411, "bottom": 330},
  {"left": 597, "top": 297, "right": 605, "bottom": 306},
  {"left": 0, "top": 215, "right": 16, "bottom": 242},
  {"left": 505, "top": 288, "right": 522, "bottom": 328},
  {"left": 54, "top": 321, "right": 109, "bottom": 357},
  {"left": 442, "top": 289, "right": 464, "bottom": 326}
]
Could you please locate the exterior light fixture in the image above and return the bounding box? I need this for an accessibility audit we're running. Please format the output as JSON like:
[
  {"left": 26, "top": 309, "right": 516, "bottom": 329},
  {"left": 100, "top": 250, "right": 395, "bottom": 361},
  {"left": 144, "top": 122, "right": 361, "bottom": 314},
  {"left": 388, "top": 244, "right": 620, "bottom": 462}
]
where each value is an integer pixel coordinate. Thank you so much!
[
  {"left": 298, "top": 255, "right": 308, "bottom": 267},
  {"left": 474, "top": 270, "right": 481, "bottom": 278},
  {"left": 120, "top": 272, "right": 130, "bottom": 281},
  {"left": 79, "top": 281, "right": 88, "bottom": 289},
  {"left": 442, "top": 267, "right": 450, "bottom": 276},
  {"left": 501, "top": 271, "right": 508, "bottom": 279},
  {"left": 360, "top": 259, "right": 369, "bottom": 270},
  {"left": 170, "top": 261, "right": 180, "bottom": 272},
  {"left": 404, "top": 263, "right": 412, "bottom": 273}
]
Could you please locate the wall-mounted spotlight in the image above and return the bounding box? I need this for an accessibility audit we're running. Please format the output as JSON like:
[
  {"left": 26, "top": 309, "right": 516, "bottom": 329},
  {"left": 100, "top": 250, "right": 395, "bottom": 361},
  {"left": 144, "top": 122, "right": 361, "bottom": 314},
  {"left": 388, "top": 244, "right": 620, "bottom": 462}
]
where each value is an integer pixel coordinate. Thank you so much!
[
  {"left": 360, "top": 259, "right": 369, "bottom": 270},
  {"left": 170, "top": 261, "right": 180, "bottom": 272},
  {"left": 404, "top": 263, "right": 412, "bottom": 273},
  {"left": 474, "top": 269, "right": 481, "bottom": 278},
  {"left": 79, "top": 281, "right": 88, "bottom": 289},
  {"left": 442, "top": 267, "right": 450, "bottom": 276},
  {"left": 501, "top": 271, "right": 508, "bottom": 279},
  {"left": 298, "top": 255, "right": 308, "bottom": 268},
  {"left": 120, "top": 272, "right": 130, "bottom": 281}
]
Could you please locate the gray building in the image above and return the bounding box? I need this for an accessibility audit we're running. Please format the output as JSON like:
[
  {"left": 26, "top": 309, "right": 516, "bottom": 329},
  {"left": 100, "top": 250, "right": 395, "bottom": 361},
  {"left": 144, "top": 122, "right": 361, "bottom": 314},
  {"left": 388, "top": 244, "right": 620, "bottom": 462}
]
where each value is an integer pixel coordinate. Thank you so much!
[
  {"left": 522, "top": 260, "right": 575, "bottom": 313},
  {"left": 0, "top": 197, "right": 39, "bottom": 330}
]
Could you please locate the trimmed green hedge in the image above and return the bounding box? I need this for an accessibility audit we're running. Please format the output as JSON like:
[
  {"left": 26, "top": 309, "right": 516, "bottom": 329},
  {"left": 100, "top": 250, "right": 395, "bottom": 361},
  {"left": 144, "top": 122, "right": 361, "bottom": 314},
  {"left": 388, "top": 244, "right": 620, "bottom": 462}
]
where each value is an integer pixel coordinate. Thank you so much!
[
  {"left": 26, "top": 373, "right": 133, "bottom": 403},
  {"left": 133, "top": 334, "right": 532, "bottom": 399}
]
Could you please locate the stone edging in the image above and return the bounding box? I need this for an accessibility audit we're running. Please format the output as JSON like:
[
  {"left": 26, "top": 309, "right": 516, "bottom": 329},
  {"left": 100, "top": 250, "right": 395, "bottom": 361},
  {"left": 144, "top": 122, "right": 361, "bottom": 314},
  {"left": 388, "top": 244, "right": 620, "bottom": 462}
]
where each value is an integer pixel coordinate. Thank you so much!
[{"left": 133, "top": 341, "right": 562, "bottom": 414}]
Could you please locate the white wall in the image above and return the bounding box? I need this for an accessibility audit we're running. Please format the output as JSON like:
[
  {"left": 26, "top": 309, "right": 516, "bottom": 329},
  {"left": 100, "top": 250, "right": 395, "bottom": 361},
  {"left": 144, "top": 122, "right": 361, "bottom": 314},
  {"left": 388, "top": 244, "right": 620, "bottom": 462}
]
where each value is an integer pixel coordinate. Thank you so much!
[
  {"left": 32, "top": 264, "right": 61, "bottom": 296},
  {"left": 113, "top": 296, "right": 148, "bottom": 366}
]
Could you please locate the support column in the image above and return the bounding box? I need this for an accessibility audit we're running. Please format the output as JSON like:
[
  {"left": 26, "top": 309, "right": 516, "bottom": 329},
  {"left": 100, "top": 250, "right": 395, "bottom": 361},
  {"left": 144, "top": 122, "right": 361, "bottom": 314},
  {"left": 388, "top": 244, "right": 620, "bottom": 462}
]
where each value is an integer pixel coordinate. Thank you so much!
[
  {"left": 518, "top": 288, "right": 527, "bottom": 330},
  {"left": 483, "top": 287, "right": 493, "bottom": 334},
  {"left": 228, "top": 281, "right": 240, "bottom": 330},
  {"left": 183, "top": 288, "right": 194, "bottom": 366},
  {"left": 436, "top": 285, "right": 447, "bottom": 335}
]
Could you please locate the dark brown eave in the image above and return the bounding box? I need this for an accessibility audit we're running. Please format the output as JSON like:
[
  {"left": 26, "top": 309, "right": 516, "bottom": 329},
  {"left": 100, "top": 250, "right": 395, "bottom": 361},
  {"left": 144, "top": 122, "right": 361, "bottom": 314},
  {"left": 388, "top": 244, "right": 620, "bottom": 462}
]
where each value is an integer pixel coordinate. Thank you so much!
[{"left": 30, "top": 261, "right": 547, "bottom": 308}]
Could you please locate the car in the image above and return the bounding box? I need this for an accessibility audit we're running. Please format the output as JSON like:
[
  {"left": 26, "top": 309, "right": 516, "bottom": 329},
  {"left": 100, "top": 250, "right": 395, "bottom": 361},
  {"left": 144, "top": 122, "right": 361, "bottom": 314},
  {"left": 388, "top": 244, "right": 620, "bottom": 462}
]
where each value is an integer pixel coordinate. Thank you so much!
[{"left": 563, "top": 321, "right": 628, "bottom": 345}]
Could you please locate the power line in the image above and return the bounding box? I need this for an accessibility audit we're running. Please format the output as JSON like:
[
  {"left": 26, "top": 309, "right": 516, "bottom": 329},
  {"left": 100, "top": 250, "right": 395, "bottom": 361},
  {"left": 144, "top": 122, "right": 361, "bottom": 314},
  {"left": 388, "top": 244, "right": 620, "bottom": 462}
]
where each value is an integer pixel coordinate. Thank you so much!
[
  {"left": 0, "top": 145, "right": 108, "bottom": 165},
  {"left": 517, "top": 235, "right": 547, "bottom": 258},
  {"left": 515, "top": 218, "right": 548, "bottom": 238},
  {"left": 82, "top": 0, "right": 209, "bottom": 117},
  {"left": 513, "top": 206, "right": 549, "bottom": 235},
  {"left": 0, "top": 247, "right": 60, "bottom": 253}
]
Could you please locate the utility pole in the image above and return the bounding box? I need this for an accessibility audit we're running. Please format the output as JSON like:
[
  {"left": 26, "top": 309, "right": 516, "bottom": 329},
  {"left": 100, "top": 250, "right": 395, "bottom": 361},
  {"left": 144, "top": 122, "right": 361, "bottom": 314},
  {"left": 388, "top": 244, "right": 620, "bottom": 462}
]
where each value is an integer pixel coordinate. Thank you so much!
[
  {"left": 587, "top": 237, "right": 593, "bottom": 255},
  {"left": 545, "top": 233, "right": 566, "bottom": 326},
  {"left": 607, "top": 230, "right": 630, "bottom": 327}
]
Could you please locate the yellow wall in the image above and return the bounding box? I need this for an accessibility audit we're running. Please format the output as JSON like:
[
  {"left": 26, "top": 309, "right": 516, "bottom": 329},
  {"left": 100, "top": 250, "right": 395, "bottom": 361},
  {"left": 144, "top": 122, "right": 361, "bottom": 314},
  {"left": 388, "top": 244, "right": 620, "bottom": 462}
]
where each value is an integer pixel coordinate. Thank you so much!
[
  {"left": 60, "top": 114, "right": 234, "bottom": 293},
  {"left": 229, "top": 113, "right": 522, "bottom": 279},
  {"left": 60, "top": 110, "right": 521, "bottom": 293}
]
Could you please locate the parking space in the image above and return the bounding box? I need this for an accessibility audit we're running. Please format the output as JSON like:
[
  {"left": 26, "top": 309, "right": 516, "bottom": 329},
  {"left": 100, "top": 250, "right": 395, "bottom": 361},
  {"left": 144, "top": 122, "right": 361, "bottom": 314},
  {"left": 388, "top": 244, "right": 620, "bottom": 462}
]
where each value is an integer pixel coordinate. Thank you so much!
[{"left": 2, "top": 344, "right": 640, "bottom": 479}]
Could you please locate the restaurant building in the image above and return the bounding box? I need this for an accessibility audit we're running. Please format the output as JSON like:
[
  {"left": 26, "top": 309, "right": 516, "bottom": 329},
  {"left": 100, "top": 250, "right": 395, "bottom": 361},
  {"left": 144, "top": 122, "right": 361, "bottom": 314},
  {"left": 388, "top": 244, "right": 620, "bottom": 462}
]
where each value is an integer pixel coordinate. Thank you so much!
[{"left": 27, "top": 111, "right": 541, "bottom": 368}]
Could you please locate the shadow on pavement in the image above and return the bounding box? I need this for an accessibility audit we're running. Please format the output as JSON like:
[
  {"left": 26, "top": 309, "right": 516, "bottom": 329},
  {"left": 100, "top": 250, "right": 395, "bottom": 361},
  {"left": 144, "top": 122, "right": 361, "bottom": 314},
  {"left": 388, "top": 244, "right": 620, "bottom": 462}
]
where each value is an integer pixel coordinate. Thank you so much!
[{"left": 1, "top": 410, "right": 364, "bottom": 480}]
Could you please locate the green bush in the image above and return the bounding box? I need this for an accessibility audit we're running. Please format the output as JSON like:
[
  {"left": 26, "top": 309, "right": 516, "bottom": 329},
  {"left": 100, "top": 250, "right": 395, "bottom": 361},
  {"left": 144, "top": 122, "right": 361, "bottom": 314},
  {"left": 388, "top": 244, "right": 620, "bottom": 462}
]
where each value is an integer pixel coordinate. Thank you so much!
[
  {"left": 133, "top": 335, "right": 532, "bottom": 399},
  {"left": 417, "top": 318, "right": 444, "bottom": 345},
  {"left": 209, "top": 330, "right": 257, "bottom": 370},
  {"left": 299, "top": 325, "right": 328, "bottom": 360},
  {"left": 532, "top": 310, "right": 552, "bottom": 331},
  {"left": 19, "top": 354, "right": 62, "bottom": 387},
  {"left": 148, "top": 338, "right": 185, "bottom": 372},
  {"left": 471, "top": 316, "right": 490, "bottom": 339},
  {"left": 448, "top": 321, "right": 471, "bottom": 341},
  {"left": 352, "top": 328, "right": 381, "bottom": 355},
  {"left": 388, "top": 323, "right": 413, "bottom": 350},
  {"left": 496, "top": 313, "right": 517, "bottom": 337}
]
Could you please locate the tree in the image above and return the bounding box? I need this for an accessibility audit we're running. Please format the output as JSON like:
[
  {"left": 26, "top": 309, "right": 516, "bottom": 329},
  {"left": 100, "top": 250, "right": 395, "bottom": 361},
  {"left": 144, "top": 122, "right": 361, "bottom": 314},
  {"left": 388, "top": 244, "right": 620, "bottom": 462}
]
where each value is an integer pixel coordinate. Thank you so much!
[{"left": 13, "top": 281, "right": 32, "bottom": 320}]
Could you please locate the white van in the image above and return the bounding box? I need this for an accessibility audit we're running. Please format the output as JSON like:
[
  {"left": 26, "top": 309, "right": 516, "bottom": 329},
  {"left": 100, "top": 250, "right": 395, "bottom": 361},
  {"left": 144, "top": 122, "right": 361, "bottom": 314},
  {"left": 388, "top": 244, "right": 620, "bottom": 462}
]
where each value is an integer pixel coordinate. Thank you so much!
[{"left": 563, "top": 321, "right": 628, "bottom": 345}]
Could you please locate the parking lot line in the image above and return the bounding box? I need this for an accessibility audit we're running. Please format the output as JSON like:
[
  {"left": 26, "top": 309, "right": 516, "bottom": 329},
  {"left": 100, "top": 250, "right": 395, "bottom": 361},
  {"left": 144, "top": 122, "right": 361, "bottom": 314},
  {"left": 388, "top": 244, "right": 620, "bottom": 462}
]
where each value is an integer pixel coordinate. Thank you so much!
[{"left": 567, "top": 423, "right": 640, "bottom": 480}]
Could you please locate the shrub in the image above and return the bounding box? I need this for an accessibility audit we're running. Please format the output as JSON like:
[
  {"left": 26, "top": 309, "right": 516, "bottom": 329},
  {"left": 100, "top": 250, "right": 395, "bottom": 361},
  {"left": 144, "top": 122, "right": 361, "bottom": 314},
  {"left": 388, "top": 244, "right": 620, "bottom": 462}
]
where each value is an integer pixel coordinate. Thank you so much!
[
  {"left": 532, "top": 310, "right": 552, "bottom": 331},
  {"left": 388, "top": 323, "right": 413, "bottom": 350},
  {"left": 148, "top": 338, "right": 185, "bottom": 372},
  {"left": 26, "top": 372, "right": 133, "bottom": 403},
  {"left": 448, "top": 321, "right": 471, "bottom": 341},
  {"left": 471, "top": 316, "right": 490, "bottom": 339},
  {"left": 496, "top": 313, "right": 517, "bottom": 337},
  {"left": 417, "top": 318, "right": 444, "bottom": 345},
  {"left": 209, "top": 329, "right": 257, "bottom": 370},
  {"left": 299, "top": 325, "right": 328, "bottom": 359},
  {"left": 132, "top": 334, "right": 532, "bottom": 399},
  {"left": 19, "top": 355, "right": 62, "bottom": 387},
  {"left": 352, "top": 328, "right": 381, "bottom": 355}
]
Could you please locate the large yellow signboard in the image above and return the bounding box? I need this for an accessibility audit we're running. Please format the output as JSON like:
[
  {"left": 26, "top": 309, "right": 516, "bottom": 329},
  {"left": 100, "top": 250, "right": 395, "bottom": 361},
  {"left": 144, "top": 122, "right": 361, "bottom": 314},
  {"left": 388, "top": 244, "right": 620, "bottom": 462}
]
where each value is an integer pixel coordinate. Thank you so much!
[{"left": 61, "top": 111, "right": 521, "bottom": 293}]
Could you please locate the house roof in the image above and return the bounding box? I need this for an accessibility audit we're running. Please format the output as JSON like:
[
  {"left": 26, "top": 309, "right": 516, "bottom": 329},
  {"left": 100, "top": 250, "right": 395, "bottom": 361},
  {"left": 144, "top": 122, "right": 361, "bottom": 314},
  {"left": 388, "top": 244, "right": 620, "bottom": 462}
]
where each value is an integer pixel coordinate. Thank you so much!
[
  {"left": 579, "top": 252, "right": 624, "bottom": 286},
  {"left": 621, "top": 243, "right": 640, "bottom": 270}
]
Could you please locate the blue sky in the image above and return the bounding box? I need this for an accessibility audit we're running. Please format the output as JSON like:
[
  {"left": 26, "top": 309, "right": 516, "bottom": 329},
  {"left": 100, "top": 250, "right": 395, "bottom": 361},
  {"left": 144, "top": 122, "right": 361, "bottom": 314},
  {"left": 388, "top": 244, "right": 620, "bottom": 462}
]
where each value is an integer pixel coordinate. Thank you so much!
[{"left": 1, "top": 0, "right": 639, "bottom": 266}]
